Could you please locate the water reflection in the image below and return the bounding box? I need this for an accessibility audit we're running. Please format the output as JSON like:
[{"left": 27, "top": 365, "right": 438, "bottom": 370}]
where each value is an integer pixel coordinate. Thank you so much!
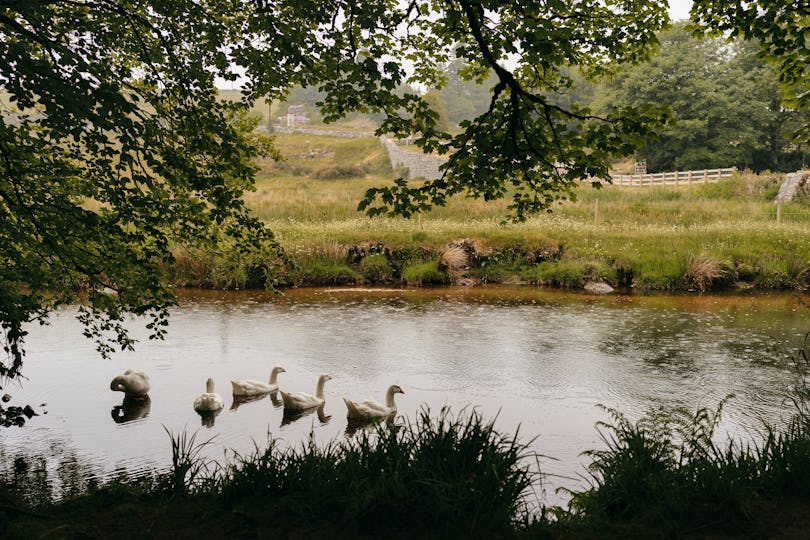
[
  {"left": 3, "top": 287, "right": 806, "bottom": 508},
  {"left": 230, "top": 392, "right": 273, "bottom": 411},
  {"left": 111, "top": 396, "right": 151, "bottom": 424},
  {"left": 345, "top": 415, "right": 397, "bottom": 438},
  {"left": 197, "top": 408, "right": 221, "bottom": 428},
  {"left": 281, "top": 404, "right": 331, "bottom": 426}
]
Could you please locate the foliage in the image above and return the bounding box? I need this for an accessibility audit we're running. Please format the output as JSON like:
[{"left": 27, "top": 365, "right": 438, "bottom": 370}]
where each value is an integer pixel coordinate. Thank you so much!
[
  {"left": 593, "top": 24, "right": 809, "bottom": 172},
  {"left": 691, "top": 0, "right": 810, "bottom": 138},
  {"left": 567, "top": 384, "right": 810, "bottom": 537},
  {"left": 0, "top": 1, "right": 283, "bottom": 379},
  {"left": 401, "top": 261, "right": 448, "bottom": 286},
  {"left": 359, "top": 253, "right": 394, "bottom": 283},
  {"left": 242, "top": 0, "right": 672, "bottom": 221},
  {"left": 186, "top": 407, "right": 537, "bottom": 535}
]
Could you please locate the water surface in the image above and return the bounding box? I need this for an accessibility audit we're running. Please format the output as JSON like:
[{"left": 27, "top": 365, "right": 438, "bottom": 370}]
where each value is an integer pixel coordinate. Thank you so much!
[{"left": 2, "top": 287, "right": 807, "bottom": 506}]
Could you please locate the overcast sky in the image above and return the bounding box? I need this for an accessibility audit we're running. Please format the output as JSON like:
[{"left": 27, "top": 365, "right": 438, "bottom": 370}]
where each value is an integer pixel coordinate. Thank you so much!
[{"left": 669, "top": 0, "right": 693, "bottom": 21}]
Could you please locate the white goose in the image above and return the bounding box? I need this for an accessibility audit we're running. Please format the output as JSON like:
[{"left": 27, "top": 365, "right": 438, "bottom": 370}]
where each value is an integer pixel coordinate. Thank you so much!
[
  {"left": 231, "top": 366, "right": 286, "bottom": 396},
  {"left": 344, "top": 384, "right": 404, "bottom": 421},
  {"left": 280, "top": 374, "right": 331, "bottom": 412},
  {"left": 193, "top": 378, "right": 225, "bottom": 413},
  {"left": 109, "top": 369, "right": 150, "bottom": 398}
]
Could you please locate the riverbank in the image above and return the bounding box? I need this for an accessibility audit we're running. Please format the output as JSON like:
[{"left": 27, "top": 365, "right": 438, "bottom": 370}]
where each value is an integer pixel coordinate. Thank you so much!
[{"left": 167, "top": 133, "right": 810, "bottom": 293}]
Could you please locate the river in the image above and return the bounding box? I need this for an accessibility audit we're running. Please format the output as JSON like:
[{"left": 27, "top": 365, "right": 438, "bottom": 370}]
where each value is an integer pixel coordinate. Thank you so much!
[{"left": 1, "top": 287, "right": 807, "bottom": 507}]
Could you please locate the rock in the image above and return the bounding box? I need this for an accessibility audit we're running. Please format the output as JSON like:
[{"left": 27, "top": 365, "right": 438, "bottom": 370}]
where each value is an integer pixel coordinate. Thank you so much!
[
  {"left": 775, "top": 170, "right": 810, "bottom": 202},
  {"left": 584, "top": 281, "right": 614, "bottom": 295},
  {"left": 23, "top": 405, "right": 37, "bottom": 418},
  {"left": 1, "top": 394, "right": 10, "bottom": 402}
]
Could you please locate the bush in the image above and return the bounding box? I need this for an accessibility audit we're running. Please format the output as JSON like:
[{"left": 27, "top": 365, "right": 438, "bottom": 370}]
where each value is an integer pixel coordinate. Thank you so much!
[
  {"left": 359, "top": 253, "right": 394, "bottom": 283},
  {"left": 313, "top": 164, "right": 367, "bottom": 179},
  {"left": 401, "top": 261, "right": 448, "bottom": 286}
]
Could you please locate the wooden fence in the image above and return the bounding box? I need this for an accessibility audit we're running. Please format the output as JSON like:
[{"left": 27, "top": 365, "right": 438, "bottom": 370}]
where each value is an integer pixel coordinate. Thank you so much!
[{"left": 611, "top": 167, "right": 736, "bottom": 187}]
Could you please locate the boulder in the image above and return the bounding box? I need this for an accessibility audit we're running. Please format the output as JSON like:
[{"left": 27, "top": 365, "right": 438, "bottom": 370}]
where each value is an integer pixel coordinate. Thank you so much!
[
  {"left": 584, "top": 281, "right": 614, "bottom": 295},
  {"left": 775, "top": 170, "right": 810, "bottom": 202}
]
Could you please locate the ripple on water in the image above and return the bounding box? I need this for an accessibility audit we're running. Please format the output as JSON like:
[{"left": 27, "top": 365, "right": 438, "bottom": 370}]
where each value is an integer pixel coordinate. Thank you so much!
[{"left": 1, "top": 289, "right": 805, "bottom": 506}]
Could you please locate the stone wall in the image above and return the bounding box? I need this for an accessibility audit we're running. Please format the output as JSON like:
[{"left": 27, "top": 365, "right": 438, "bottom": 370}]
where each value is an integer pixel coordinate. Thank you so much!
[
  {"left": 272, "top": 126, "right": 376, "bottom": 138},
  {"left": 272, "top": 127, "right": 448, "bottom": 180},
  {"left": 380, "top": 137, "right": 446, "bottom": 180}
]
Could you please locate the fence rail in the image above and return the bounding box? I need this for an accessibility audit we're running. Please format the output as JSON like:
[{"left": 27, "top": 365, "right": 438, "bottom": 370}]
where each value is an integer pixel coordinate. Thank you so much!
[{"left": 611, "top": 168, "right": 736, "bottom": 187}]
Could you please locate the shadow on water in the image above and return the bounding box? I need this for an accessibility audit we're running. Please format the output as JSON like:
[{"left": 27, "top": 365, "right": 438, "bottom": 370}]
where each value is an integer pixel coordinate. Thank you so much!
[
  {"left": 281, "top": 404, "right": 331, "bottom": 427},
  {"left": 111, "top": 396, "right": 151, "bottom": 424}
]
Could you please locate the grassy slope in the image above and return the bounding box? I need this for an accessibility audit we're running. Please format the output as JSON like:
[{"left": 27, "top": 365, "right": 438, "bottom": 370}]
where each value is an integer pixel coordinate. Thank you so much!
[{"left": 233, "top": 133, "right": 810, "bottom": 291}]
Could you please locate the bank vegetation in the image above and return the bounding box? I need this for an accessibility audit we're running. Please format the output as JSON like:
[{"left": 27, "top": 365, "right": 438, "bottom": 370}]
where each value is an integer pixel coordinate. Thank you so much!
[{"left": 165, "top": 133, "right": 810, "bottom": 294}]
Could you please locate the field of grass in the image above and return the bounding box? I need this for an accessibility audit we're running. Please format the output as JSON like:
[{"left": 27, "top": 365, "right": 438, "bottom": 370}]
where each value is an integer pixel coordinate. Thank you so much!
[{"left": 185, "top": 133, "right": 810, "bottom": 292}]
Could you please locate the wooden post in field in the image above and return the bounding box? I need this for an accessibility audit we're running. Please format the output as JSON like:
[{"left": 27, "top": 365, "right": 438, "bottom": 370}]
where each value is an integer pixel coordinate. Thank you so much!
[
  {"left": 594, "top": 198, "right": 599, "bottom": 226},
  {"left": 688, "top": 170, "right": 692, "bottom": 185},
  {"left": 418, "top": 209, "right": 423, "bottom": 227},
  {"left": 777, "top": 201, "right": 782, "bottom": 224}
]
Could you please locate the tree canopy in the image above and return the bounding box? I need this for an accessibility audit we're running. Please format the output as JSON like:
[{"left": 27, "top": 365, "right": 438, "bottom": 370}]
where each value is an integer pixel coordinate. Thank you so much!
[
  {"left": 0, "top": 1, "right": 280, "bottom": 378},
  {"left": 1, "top": 0, "right": 807, "bottom": 379},
  {"left": 592, "top": 24, "right": 809, "bottom": 172}
]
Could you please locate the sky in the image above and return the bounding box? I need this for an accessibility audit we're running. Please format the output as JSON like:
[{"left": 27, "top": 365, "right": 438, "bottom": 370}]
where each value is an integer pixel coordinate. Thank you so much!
[{"left": 669, "top": 0, "right": 693, "bottom": 21}]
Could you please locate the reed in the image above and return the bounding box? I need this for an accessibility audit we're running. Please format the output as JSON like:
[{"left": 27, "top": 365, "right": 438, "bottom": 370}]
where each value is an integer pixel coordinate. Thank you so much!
[{"left": 187, "top": 407, "right": 538, "bottom": 536}]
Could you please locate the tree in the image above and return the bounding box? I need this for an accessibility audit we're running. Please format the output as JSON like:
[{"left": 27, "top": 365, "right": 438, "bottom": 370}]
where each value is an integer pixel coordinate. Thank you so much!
[
  {"left": 591, "top": 24, "right": 803, "bottom": 172},
  {"left": 0, "top": 1, "right": 283, "bottom": 379},
  {"left": 691, "top": 0, "right": 810, "bottom": 138},
  {"left": 422, "top": 91, "right": 451, "bottom": 133},
  {"left": 434, "top": 57, "right": 497, "bottom": 128}
]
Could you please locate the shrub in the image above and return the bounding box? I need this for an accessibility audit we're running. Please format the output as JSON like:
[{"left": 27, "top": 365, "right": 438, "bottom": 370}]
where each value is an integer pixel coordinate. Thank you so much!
[
  {"left": 401, "top": 261, "right": 447, "bottom": 286},
  {"left": 313, "top": 164, "right": 367, "bottom": 179},
  {"left": 359, "top": 253, "right": 394, "bottom": 283}
]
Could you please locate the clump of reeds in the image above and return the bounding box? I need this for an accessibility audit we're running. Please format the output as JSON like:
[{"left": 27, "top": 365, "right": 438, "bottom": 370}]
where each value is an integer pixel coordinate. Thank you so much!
[
  {"left": 566, "top": 377, "right": 810, "bottom": 537},
  {"left": 175, "top": 407, "right": 538, "bottom": 536},
  {"left": 684, "top": 255, "right": 727, "bottom": 292},
  {"left": 163, "top": 427, "right": 217, "bottom": 495}
]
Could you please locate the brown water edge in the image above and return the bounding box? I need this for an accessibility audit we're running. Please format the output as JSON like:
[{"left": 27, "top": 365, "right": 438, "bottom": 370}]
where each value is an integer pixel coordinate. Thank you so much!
[{"left": 179, "top": 283, "right": 808, "bottom": 314}]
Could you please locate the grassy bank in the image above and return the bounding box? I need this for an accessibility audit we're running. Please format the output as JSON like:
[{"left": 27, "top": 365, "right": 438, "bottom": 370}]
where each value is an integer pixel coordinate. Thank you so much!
[{"left": 169, "top": 133, "right": 810, "bottom": 292}]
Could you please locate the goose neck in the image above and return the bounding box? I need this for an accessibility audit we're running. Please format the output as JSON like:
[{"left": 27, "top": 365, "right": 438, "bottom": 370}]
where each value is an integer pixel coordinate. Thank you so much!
[{"left": 385, "top": 387, "right": 398, "bottom": 408}]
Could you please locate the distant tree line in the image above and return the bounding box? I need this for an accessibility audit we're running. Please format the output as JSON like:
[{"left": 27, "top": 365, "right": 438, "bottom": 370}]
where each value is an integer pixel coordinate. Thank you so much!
[{"left": 281, "top": 24, "right": 807, "bottom": 174}]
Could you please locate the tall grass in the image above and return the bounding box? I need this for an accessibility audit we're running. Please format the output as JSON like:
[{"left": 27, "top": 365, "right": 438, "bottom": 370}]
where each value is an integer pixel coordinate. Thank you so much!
[
  {"left": 564, "top": 335, "right": 810, "bottom": 537},
  {"left": 169, "top": 407, "right": 538, "bottom": 536},
  {"left": 227, "top": 134, "right": 810, "bottom": 291}
]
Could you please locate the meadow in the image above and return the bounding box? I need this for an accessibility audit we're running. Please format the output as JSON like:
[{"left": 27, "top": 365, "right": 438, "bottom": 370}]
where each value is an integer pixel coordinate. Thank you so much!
[{"left": 183, "top": 132, "right": 810, "bottom": 292}]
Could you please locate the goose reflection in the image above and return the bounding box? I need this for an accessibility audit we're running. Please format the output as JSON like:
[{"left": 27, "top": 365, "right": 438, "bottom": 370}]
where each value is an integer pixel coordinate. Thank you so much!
[
  {"left": 344, "top": 415, "right": 399, "bottom": 438},
  {"left": 281, "top": 404, "right": 331, "bottom": 427},
  {"left": 229, "top": 392, "right": 270, "bottom": 411},
  {"left": 111, "top": 396, "right": 151, "bottom": 424},
  {"left": 197, "top": 409, "right": 221, "bottom": 428}
]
